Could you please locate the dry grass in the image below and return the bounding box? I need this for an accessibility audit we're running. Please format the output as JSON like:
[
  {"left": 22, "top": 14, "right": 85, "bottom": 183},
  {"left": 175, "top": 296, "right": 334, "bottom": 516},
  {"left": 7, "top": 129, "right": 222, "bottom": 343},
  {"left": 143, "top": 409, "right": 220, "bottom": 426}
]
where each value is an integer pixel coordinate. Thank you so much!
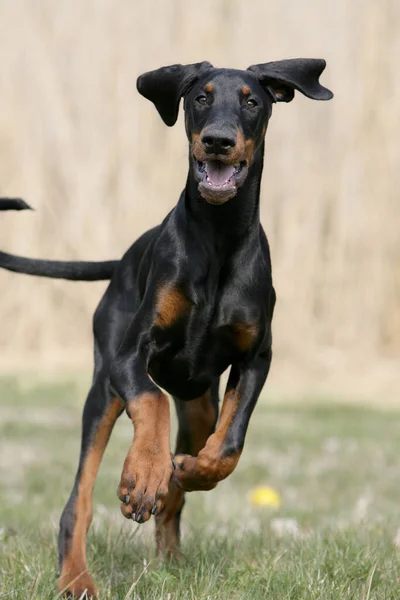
[{"left": 0, "top": 1, "right": 399, "bottom": 391}]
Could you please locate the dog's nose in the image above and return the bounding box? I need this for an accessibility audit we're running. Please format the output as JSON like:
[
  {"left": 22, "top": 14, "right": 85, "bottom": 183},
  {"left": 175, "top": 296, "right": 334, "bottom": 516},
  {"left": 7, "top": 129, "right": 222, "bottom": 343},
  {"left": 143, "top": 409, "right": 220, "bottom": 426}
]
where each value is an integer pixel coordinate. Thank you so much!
[{"left": 201, "top": 132, "right": 236, "bottom": 155}]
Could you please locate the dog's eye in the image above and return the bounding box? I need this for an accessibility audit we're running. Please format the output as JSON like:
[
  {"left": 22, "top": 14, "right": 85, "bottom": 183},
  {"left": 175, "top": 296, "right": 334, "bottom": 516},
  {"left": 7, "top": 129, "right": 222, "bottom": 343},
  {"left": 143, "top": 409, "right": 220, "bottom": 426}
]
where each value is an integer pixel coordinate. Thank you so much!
[
  {"left": 196, "top": 95, "right": 208, "bottom": 106},
  {"left": 246, "top": 98, "right": 258, "bottom": 109}
]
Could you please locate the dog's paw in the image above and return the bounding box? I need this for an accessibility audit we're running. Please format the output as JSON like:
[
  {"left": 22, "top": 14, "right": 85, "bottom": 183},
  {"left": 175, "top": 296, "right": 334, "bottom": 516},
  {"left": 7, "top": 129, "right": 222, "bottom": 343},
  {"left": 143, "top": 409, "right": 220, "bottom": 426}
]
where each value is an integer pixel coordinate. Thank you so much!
[
  {"left": 172, "top": 453, "right": 219, "bottom": 492},
  {"left": 117, "top": 443, "right": 173, "bottom": 523},
  {"left": 58, "top": 565, "right": 98, "bottom": 598},
  {"left": 172, "top": 436, "right": 241, "bottom": 492}
]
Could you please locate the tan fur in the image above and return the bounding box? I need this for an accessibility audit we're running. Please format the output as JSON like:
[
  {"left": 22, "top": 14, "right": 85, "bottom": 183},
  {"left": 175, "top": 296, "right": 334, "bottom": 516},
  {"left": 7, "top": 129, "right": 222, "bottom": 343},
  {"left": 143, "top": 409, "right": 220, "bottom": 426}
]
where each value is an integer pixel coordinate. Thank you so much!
[
  {"left": 233, "top": 321, "right": 259, "bottom": 351},
  {"left": 173, "top": 388, "right": 242, "bottom": 491},
  {"left": 118, "top": 391, "right": 172, "bottom": 521},
  {"left": 155, "top": 392, "right": 216, "bottom": 553},
  {"left": 154, "top": 286, "right": 191, "bottom": 328}
]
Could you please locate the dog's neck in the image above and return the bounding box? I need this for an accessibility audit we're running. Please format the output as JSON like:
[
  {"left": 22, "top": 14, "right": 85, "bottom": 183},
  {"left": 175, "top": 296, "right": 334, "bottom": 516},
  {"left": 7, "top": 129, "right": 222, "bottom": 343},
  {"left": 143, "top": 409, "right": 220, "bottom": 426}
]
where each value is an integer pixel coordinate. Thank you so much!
[{"left": 183, "top": 143, "right": 265, "bottom": 242}]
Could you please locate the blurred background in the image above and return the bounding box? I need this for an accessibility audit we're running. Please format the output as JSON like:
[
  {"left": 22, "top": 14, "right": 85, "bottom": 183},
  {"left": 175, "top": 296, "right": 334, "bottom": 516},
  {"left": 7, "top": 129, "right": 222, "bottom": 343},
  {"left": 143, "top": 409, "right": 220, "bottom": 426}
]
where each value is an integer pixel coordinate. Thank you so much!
[{"left": 0, "top": 0, "right": 399, "bottom": 400}]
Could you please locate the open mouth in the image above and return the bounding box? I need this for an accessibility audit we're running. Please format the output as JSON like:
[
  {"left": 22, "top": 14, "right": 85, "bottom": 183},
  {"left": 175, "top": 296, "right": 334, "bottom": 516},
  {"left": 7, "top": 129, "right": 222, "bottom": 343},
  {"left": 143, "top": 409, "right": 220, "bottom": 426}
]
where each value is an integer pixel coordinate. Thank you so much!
[{"left": 193, "top": 159, "right": 248, "bottom": 204}]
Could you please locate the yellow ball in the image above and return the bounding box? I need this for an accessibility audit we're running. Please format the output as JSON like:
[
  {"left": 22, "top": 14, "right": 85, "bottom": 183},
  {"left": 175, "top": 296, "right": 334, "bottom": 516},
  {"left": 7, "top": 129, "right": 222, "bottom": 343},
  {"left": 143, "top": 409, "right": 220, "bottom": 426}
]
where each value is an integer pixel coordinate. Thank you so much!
[{"left": 249, "top": 486, "right": 281, "bottom": 508}]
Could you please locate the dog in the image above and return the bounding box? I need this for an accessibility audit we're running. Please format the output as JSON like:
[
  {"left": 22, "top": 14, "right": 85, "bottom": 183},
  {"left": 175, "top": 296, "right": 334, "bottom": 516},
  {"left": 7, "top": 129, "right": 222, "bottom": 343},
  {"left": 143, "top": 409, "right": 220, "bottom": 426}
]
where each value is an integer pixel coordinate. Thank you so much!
[{"left": 0, "top": 59, "right": 332, "bottom": 597}]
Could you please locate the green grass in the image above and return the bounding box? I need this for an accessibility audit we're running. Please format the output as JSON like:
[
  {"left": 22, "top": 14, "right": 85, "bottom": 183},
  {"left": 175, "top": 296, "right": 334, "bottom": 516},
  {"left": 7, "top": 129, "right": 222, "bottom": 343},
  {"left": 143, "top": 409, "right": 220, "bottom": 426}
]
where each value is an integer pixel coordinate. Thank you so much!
[{"left": 1, "top": 375, "right": 400, "bottom": 598}]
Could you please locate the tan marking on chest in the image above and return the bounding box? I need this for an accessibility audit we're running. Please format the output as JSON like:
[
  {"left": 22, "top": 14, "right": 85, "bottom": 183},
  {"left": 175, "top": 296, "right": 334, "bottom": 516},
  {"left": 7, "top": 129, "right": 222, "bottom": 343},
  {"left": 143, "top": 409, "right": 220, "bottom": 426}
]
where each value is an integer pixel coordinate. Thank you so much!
[
  {"left": 233, "top": 322, "right": 259, "bottom": 351},
  {"left": 154, "top": 286, "right": 191, "bottom": 328}
]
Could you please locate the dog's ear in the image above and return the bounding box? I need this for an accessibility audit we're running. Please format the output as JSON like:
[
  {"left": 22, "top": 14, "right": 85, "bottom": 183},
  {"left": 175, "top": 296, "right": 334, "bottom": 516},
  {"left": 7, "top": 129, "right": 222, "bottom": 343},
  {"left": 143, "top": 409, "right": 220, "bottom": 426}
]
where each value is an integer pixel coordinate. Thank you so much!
[
  {"left": 247, "top": 58, "right": 333, "bottom": 103},
  {"left": 137, "top": 62, "right": 213, "bottom": 126}
]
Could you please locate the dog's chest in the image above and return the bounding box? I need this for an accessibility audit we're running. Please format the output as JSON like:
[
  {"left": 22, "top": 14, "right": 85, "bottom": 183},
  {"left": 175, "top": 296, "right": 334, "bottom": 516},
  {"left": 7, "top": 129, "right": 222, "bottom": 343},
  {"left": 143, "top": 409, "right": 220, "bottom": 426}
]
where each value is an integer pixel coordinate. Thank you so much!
[
  {"left": 145, "top": 266, "right": 270, "bottom": 399},
  {"left": 148, "top": 281, "right": 262, "bottom": 389}
]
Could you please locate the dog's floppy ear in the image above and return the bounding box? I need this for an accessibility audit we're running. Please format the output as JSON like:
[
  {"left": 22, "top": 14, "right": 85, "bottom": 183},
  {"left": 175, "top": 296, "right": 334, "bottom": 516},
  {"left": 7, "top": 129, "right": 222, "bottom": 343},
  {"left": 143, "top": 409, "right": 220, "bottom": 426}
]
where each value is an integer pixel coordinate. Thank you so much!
[
  {"left": 137, "top": 62, "right": 213, "bottom": 126},
  {"left": 247, "top": 58, "right": 333, "bottom": 103}
]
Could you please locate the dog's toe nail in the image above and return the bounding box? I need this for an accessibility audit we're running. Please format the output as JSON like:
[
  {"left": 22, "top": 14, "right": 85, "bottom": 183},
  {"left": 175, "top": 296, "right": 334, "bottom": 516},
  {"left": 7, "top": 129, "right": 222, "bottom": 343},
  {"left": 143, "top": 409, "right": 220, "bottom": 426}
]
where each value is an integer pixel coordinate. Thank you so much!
[
  {"left": 132, "top": 512, "right": 136, "bottom": 521},
  {"left": 151, "top": 505, "right": 157, "bottom": 515},
  {"left": 125, "top": 495, "right": 130, "bottom": 504}
]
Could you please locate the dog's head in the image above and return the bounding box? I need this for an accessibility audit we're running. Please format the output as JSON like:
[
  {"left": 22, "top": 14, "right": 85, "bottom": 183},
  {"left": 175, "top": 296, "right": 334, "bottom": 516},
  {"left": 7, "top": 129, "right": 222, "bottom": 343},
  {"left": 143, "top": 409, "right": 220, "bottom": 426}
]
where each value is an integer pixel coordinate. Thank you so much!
[{"left": 137, "top": 59, "right": 333, "bottom": 205}]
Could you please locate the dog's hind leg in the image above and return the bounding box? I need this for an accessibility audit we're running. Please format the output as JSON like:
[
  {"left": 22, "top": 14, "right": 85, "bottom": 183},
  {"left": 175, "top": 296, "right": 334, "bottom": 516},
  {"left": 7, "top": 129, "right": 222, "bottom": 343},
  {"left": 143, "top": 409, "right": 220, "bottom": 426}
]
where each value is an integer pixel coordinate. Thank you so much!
[
  {"left": 155, "top": 380, "right": 219, "bottom": 554},
  {"left": 58, "top": 376, "right": 124, "bottom": 598}
]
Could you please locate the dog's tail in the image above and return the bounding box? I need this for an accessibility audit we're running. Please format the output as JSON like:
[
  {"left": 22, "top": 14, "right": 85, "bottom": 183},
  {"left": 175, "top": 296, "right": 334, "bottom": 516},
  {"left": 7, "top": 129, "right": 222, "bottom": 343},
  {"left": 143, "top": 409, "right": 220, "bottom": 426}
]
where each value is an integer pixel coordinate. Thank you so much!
[
  {"left": 0, "top": 197, "right": 32, "bottom": 211},
  {"left": 0, "top": 197, "right": 117, "bottom": 281},
  {"left": 0, "top": 252, "right": 117, "bottom": 281}
]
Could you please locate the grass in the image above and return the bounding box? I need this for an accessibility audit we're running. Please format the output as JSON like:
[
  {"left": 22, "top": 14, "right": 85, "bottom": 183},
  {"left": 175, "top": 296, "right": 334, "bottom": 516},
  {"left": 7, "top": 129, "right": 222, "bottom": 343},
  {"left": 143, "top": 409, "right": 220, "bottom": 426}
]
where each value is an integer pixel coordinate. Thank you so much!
[{"left": 1, "top": 375, "right": 400, "bottom": 598}]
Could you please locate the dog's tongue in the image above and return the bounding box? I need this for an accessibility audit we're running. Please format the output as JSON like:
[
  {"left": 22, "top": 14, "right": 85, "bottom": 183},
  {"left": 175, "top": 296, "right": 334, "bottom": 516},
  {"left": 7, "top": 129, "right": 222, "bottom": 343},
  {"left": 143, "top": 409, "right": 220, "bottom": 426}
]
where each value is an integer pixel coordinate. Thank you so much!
[{"left": 205, "top": 160, "right": 235, "bottom": 186}]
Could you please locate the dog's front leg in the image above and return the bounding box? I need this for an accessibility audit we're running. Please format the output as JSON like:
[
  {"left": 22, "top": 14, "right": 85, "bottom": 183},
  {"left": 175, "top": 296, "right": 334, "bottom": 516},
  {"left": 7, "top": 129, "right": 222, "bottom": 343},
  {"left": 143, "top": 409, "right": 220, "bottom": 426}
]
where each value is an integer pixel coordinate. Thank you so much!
[
  {"left": 110, "top": 329, "right": 173, "bottom": 524},
  {"left": 172, "top": 351, "right": 272, "bottom": 492}
]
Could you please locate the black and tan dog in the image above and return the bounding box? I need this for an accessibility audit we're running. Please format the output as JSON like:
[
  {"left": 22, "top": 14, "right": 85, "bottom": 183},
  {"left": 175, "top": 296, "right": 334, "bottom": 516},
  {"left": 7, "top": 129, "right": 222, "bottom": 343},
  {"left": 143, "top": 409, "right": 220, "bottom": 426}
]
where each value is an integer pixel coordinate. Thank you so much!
[{"left": 0, "top": 59, "right": 332, "bottom": 597}]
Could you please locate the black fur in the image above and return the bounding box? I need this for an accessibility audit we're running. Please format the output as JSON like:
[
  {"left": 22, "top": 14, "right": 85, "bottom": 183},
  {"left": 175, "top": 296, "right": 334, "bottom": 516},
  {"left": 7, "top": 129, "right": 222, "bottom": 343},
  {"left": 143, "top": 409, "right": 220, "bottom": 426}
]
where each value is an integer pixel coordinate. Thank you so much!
[
  {"left": 0, "top": 197, "right": 32, "bottom": 211},
  {"left": 0, "top": 251, "right": 117, "bottom": 280}
]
